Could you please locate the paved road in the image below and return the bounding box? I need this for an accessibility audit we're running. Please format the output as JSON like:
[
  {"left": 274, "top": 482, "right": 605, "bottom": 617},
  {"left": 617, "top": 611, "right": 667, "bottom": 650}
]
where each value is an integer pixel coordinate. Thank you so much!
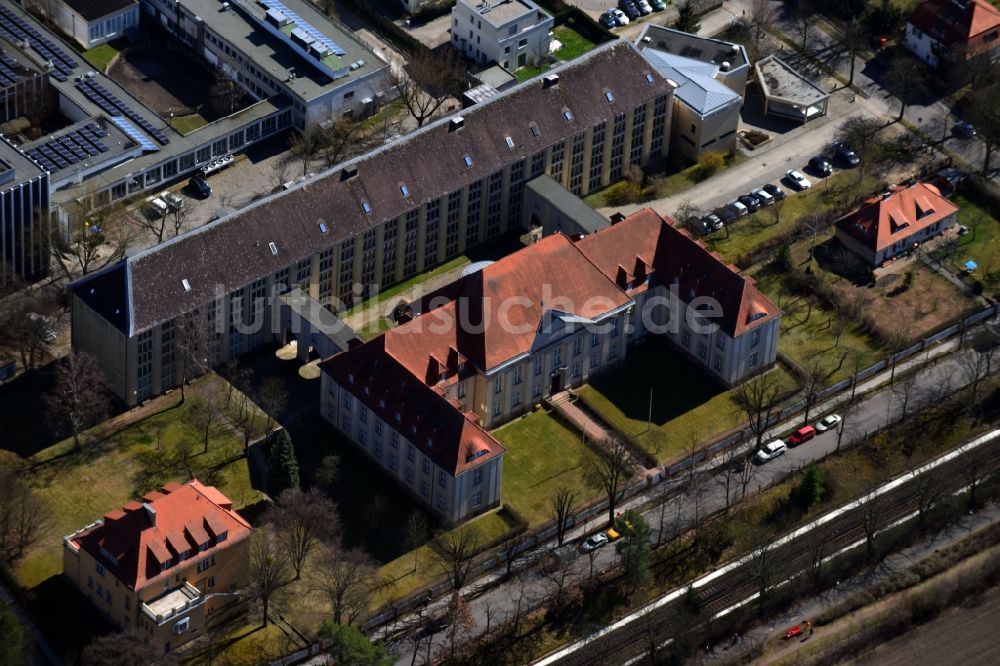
[{"left": 381, "top": 328, "right": 991, "bottom": 664}]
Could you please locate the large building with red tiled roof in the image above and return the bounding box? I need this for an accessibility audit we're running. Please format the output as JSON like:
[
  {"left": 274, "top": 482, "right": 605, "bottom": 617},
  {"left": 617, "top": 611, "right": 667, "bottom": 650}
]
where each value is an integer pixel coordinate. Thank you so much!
[
  {"left": 905, "top": 0, "right": 1000, "bottom": 68},
  {"left": 320, "top": 208, "right": 781, "bottom": 524},
  {"left": 62, "top": 480, "right": 253, "bottom": 652},
  {"left": 834, "top": 182, "right": 959, "bottom": 266}
]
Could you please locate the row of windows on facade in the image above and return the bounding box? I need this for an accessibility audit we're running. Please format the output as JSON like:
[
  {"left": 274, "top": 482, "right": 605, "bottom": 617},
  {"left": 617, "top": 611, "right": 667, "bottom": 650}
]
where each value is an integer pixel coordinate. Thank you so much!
[{"left": 88, "top": 8, "right": 139, "bottom": 41}]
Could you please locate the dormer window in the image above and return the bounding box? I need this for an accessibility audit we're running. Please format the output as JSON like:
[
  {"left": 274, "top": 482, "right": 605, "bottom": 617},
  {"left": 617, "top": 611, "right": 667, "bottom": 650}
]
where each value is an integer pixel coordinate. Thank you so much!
[
  {"left": 400, "top": 183, "right": 410, "bottom": 197},
  {"left": 268, "top": 242, "right": 278, "bottom": 255},
  {"left": 505, "top": 136, "right": 514, "bottom": 149},
  {"left": 182, "top": 278, "right": 191, "bottom": 291},
  {"left": 379, "top": 398, "right": 386, "bottom": 409},
  {"left": 347, "top": 373, "right": 355, "bottom": 384},
  {"left": 463, "top": 154, "right": 473, "bottom": 167},
  {"left": 160, "top": 560, "right": 170, "bottom": 571},
  {"left": 426, "top": 437, "right": 433, "bottom": 448},
  {"left": 645, "top": 72, "right": 655, "bottom": 84},
  {"left": 318, "top": 221, "right": 329, "bottom": 234},
  {"left": 215, "top": 531, "right": 227, "bottom": 544},
  {"left": 562, "top": 108, "right": 574, "bottom": 122},
  {"left": 604, "top": 90, "right": 615, "bottom": 102},
  {"left": 361, "top": 201, "right": 372, "bottom": 214}
]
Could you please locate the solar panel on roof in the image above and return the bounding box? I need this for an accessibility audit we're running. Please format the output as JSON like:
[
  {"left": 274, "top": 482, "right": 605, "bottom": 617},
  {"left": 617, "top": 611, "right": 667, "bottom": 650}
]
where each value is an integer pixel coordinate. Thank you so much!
[
  {"left": 258, "top": 0, "right": 347, "bottom": 56},
  {"left": 0, "top": 5, "right": 76, "bottom": 74},
  {"left": 109, "top": 116, "right": 159, "bottom": 152}
]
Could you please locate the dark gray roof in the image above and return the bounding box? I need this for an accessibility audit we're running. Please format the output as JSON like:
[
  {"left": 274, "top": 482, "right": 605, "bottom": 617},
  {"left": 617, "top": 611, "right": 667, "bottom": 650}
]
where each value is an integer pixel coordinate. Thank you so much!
[
  {"left": 73, "top": 40, "right": 674, "bottom": 336},
  {"left": 62, "top": 0, "right": 136, "bottom": 22},
  {"left": 526, "top": 174, "right": 609, "bottom": 234},
  {"left": 637, "top": 25, "right": 748, "bottom": 69}
]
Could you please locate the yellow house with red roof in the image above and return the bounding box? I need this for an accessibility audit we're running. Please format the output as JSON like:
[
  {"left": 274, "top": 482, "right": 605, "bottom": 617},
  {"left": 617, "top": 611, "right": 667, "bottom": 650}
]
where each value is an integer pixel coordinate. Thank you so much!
[{"left": 62, "top": 480, "right": 253, "bottom": 653}]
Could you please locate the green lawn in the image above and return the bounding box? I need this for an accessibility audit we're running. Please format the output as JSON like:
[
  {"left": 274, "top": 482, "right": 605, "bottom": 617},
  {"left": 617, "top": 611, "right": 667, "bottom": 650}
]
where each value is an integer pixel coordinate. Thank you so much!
[
  {"left": 553, "top": 25, "right": 596, "bottom": 62},
  {"left": 584, "top": 154, "right": 740, "bottom": 210},
  {"left": 493, "top": 409, "right": 599, "bottom": 526},
  {"left": 576, "top": 339, "right": 799, "bottom": 464},
  {"left": 931, "top": 194, "right": 1000, "bottom": 294},
  {"left": 15, "top": 376, "right": 261, "bottom": 590},
  {"left": 82, "top": 39, "right": 126, "bottom": 71},
  {"left": 342, "top": 255, "right": 470, "bottom": 318},
  {"left": 516, "top": 65, "right": 543, "bottom": 82},
  {"left": 705, "top": 172, "right": 883, "bottom": 262},
  {"left": 355, "top": 316, "right": 393, "bottom": 340},
  {"left": 170, "top": 113, "right": 209, "bottom": 134},
  {"left": 753, "top": 267, "right": 884, "bottom": 384}
]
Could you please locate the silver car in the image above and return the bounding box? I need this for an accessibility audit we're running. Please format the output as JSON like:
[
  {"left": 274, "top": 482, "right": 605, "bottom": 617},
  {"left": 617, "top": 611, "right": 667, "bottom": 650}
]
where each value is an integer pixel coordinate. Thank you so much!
[{"left": 755, "top": 439, "right": 787, "bottom": 463}]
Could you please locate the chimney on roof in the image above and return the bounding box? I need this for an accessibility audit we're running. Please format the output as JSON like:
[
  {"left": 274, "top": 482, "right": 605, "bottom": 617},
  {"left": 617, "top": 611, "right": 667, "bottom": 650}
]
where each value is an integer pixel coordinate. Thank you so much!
[
  {"left": 542, "top": 74, "right": 560, "bottom": 89},
  {"left": 425, "top": 356, "right": 440, "bottom": 385},
  {"left": 634, "top": 257, "right": 647, "bottom": 282},
  {"left": 449, "top": 116, "right": 465, "bottom": 132},
  {"left": 143, "top": 503, "right": 156, "bottom": 526},
  {"left": 609, "top": 212, "right": 626, "bottom": 225},
  {"left": 615, "top": 265, "right": 630, "bottom": 289},
  {"left": 340, "top": 165, "right": 358, "bottom": 181}
]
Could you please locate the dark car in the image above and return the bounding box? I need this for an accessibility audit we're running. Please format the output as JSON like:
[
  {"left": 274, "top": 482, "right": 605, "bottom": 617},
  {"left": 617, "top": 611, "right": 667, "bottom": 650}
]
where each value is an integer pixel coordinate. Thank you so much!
[
  {"left": 953, "top": 121, "right": 977, "bottom": 139},
  {"left": 651, "top": 0, "right": 667, "bottom": 9},
  {"left": 833, "top": 142, "right": 860, "bottom": 167},
  {"left": 715, "top": 206, "right": 737, "bottom": 225},
  {"left": 808, "top": 156, "right": 833, "bottom": 176},
  {"left": 738, "top": 193, "right": 762, "bottom": 213},
  {"left": 763, "top": 182, "right": 786, "bottom": 200},
  {"left": 189, "top": 175, "right": 212, "bottom": 198},
  {"left": 620, "top": 1, "right": 641, "bottom": 19},
  {"left": 704, "top": 212, "right": 724, "bottom": 231},
  {"left": 599, "top": 12, "right": 617, "bottom": 28}
]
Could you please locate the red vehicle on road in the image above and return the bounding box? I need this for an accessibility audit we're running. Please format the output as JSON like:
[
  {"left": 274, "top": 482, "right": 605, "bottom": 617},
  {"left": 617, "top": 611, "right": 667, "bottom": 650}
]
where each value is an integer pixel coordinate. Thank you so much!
[
  {"left": 783, "top": 626, "right": 802, "bottom": 640},
  {"left": 790, "top": 425, "right": 817, "bottom": 446}
]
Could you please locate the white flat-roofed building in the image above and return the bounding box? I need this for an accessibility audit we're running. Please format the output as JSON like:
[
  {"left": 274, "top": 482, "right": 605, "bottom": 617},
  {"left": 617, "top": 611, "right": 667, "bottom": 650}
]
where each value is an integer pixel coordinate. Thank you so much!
[
  {"left": 451, "top": 0, "right": 554, "bottom": 70},
  {"left": 754, "top": 55, "right": 829, "bottom": 124},
  {"left": 50, "top": 0, "right": 140, "bottom": 49}
]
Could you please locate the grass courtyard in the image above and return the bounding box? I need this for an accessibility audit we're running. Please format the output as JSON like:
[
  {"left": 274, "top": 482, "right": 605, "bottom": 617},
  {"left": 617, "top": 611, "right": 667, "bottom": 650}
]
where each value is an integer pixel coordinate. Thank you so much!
[
  {"left": 930, "top": 194, "right": 1000, "bottom": 296},
  {"left": 576, "top": 339, "right": 800, "bottom": 464},
  {"left": 493, "top": 409, "right": 599, "bottom": 526},
  {"left": 342, "top": 254, "right": 470, "bottom": 319}
]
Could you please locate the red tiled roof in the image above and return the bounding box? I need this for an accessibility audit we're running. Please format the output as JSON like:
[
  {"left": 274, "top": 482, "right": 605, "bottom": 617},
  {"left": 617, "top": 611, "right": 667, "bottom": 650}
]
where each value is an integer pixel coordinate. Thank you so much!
[
  {"left": 401, "top": 233, "right": 632, "bottom": 375},
  {"left": 835, "top": 183, "right": 958, "bottom": 253},
  {"left": 318, "top": 337, "right": 505, "bottom": 476},
  {"left": 71, "top": 480, "right": 252, "bottom": 591},
  {"left": 909, "top": 0, "right": 1000, "bottom": 46},
  {"left": 576, "top": 209, "right": 782, "bottom": 337}
]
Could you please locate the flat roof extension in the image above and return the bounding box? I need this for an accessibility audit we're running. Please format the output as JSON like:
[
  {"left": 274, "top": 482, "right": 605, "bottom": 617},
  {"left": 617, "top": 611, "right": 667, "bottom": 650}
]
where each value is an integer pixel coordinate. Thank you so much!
[{"left": 754, "top": 55, "right": 829, "bottom": 107}]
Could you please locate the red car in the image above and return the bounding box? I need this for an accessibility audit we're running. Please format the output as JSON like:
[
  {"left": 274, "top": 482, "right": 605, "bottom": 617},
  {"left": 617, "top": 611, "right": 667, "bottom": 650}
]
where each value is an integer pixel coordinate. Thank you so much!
[
  {"left": 784, "top": 625, "right": 802, "bottom": 640},
  {"left": 789, "top": 425, "right": 816, "bottom": 446}
]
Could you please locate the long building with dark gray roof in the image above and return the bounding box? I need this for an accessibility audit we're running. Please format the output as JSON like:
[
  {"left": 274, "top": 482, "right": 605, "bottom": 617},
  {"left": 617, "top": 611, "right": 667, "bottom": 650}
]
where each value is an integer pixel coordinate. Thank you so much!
[{"left": 70, "top": 40, "right": 677, "bottom": 404}]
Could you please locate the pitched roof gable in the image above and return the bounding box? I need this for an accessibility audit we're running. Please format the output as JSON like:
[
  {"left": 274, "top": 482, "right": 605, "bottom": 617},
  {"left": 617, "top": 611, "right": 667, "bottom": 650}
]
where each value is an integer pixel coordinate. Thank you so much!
[
  {"left": 71, "top": 480, "right": 252, "bottom": 590},
  {"left": 909, "top": 0, "right": 1000, "bottom": 46},
  {"left": 835, "top": 182, "right": 958, "bottom": 252}
]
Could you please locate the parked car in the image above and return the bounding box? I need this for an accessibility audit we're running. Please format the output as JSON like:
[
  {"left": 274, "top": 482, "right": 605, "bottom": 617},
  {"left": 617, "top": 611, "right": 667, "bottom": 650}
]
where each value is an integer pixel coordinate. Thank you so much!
[
  {"left": 763, "top": 182, "right": 786, "bottom": 200},
  {"left": 953, "top": 121, "right": 977, "bottom": 139},
  {"left": 704, "top": 212, "right": 723, "bottom": 231},
  {"left": 789, "top": 425, "right": 817, "bottom": 446},
  {"left": 636, "top": 0, "right": 653, "bottom": 15},
  {"left": 161, "top": 192, "right": 184, "bottom": 212},
  {"left": 715, "top": 206, "right": 737, "bottom": 225},
  {"left": 751, "top": 187, "right": 775, "bottom": 206},
  {"left": 608, "top": 8, "right": 629, "bottom": 25},
  {"left": 737, "top": 193, "right": 761, "bottom": 213},
  {"left": 726, "top": 199, "right": 749, "bottom": 218},
  {"left": 786, "top": 169, "right": 811, "bottom": 190},
  {"left": 599, "top": 12, "right": 617, "bottom": 28},
  {"left": 833, "top": 142, "right": 860, "bottom": 167},
  {"left": 815, "top": 414, "right": 842, "bottom": 432},
  {"left": 650, "top": 0, "right": 667, "bottom": 9},
  {"left": 581, "top": 533, "right": 609, "bottom": 552},
  {"left": 189, "top": 175, "right": 212, "bottom": 198},
  {"left": 144, "top": 196, "right": 168, "bottom": 218},
  {"left": 808, "top": 156, "right": 834, "bottom": 176},
  {"left": 755, "top": 439, "right": 787, "bottom": 463},
  {"left": 606, "top": 526, "right": 623, "bottom": 541},
  {"left": 619, "top": 1, "right": 641, "bottom": 20}
]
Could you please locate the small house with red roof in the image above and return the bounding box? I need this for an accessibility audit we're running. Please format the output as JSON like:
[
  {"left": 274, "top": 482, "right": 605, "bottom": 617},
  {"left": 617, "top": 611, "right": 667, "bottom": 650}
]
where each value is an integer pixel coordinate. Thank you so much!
[
  {"left": 319, "top": 208, "right": 781, "bottom": 524},
  {"left": 905, "top": 0, "right": 1000, "bottom": 68},
  {"left": 834, "top": 182, "right": 959, "bottom": 266},
  {"left": 62, "top": 480, "right": 253, "bottom": 653}
]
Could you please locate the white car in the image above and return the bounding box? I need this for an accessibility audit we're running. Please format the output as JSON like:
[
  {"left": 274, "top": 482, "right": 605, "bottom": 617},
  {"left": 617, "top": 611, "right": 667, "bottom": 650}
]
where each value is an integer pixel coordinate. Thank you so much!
[
  {"left": 786, "top": 170, "right": 811, "bottom": 190},
  {"left": 581, "top": 533, "right": 609, "bottom": 552},
  {"left": 726, "top": 199, "right": 749, "bottom": 218},
  {"left": 815, "top": 414, "right": 842, "bottom": 432},
  {"left": 609, "top": 8, "right": 629, "bottom": 25},
  {"left": 755, "top": 439, "right": 787, "bottom": 463}
]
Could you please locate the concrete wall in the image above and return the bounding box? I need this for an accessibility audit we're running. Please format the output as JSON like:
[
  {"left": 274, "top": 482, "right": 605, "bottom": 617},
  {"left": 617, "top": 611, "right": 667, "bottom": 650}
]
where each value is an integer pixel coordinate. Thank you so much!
[
  {"left": 52, "top": 2, "right": 139, "bottom": 50},
  {"left": 451, "top": 0, "right": 553, "bottom": 69}
]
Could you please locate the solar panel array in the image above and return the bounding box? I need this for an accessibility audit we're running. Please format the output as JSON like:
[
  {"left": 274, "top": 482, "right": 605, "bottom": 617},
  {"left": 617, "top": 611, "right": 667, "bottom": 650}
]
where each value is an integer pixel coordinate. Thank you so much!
[
  {"left": 74, "top": 78, "right": 170, "bottom": 146},
  {"left": 259, "top": 0, "right": 346, "bottom": 56},
  {"left": 0, "top": 52, "right": 22, "bottom": 86},
  {"left": 0, "top": 4, "right": 78, "bottom": 81},
  {"left": 109, "top": 116, "right": 159, "bottom": 153},
  {"left": 24, "top": 123, "right": 109, "bottom": 172}
]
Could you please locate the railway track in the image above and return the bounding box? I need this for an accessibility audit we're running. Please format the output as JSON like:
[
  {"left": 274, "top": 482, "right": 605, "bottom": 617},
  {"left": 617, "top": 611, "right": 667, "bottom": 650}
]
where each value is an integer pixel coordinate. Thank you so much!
[{"left": 542, "top": 435, "right": 1000, "bottom": 666}]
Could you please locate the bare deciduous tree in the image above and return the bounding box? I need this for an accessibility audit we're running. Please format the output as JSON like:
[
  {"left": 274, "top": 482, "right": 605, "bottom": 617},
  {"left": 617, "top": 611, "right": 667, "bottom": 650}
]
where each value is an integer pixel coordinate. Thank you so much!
[
  {"left": 404, "top": 510, "right": 430, "bottom": 573},
  {"left": 268, "top": 487, "right": 339, "bottom": 579},
  {"left": 442, "top": 592, "right": 476, "bottom": 660},
  {"left": 584, "top": 437, "right": 636, "bottom": 525},
  {"left": 749, "top": 0, "right": 776, "bottom": 52},
  {"left": 176, "top": 309, "right": 210, "bottom": 405},
  {"left": 189, "top": 391, "right": 221, "bottom": 454},
  {"left": 548, "top": 486, "right": 577, "bottom": 546},
  {"left": 500, "top": 531, "right": 528, "bottom": 579},
  {"left": 736, "top": 372, "right": 782, "bottom": 454},
  {"left": 248, "top": 530, "right": 290, "bottom": 627},
  {"left": 436, "top": 528, "right": 480, "bottom": 591},
  {"left": 315, "top": 547, "right": 379, "bottom": 627},
  {"left": 46, "top": 351, "right": 112, "bottom": 451},
  {"left": 392, "top": 50, "right": 465, "bottom": 128},
  {"left": 256, "top": 376, "right": 288, "bottom": 436},
  {"left": 0, "top": 466, "right": 51, "bottom": 566},
  {"left": 50, "top": 200, "right": 138, "bottom": 278}
]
